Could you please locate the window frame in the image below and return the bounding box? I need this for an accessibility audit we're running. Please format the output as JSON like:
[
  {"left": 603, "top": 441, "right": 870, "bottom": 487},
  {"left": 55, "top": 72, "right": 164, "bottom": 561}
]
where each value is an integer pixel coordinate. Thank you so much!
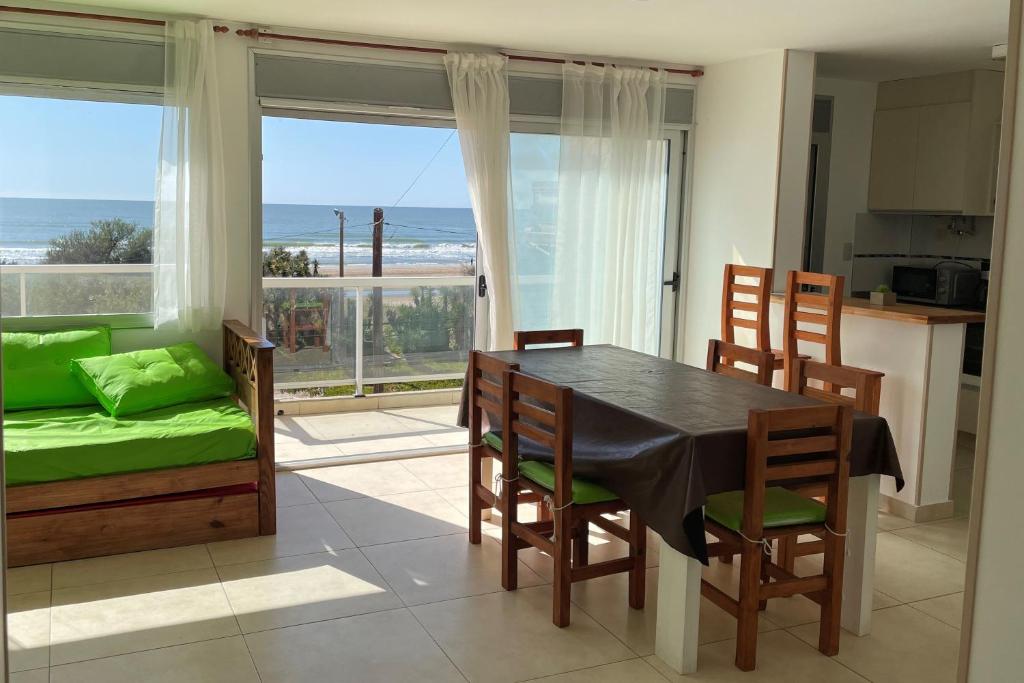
[{"left": 0, "top": 81, "right": 162, "bottom": 330}]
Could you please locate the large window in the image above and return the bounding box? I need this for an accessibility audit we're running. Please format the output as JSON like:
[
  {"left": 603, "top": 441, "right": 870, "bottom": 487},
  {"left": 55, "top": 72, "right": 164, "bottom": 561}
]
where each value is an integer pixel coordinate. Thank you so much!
[
  {"left": 0, "top": 94, "right": 161, "bottom": 321},
  {"left": 260, "top": 115, "right": 477, "bottom": 394}
]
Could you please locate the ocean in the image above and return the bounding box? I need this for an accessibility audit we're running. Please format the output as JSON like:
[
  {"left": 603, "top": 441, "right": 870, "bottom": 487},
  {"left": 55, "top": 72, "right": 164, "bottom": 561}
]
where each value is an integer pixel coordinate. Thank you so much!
[{"left": 0, "top": 197, "right": 477, "bottom": 267}]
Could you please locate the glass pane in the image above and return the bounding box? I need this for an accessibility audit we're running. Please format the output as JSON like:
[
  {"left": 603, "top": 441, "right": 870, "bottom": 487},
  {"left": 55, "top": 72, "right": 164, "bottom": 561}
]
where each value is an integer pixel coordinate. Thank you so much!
[
  {"left": 261, "top": 117, "right": 477, "bottom": 393},
  {"left": 0, "top": 95, "right": 160, "bottom": 318}
]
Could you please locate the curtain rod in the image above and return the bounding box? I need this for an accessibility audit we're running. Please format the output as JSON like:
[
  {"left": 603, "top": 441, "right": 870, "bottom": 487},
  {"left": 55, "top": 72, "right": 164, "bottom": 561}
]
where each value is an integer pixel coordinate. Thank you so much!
[
  {"left": 0, "top": 6, "right": 703, "bottom": 77},
  {"left": 234, "top": 27, "right": 704, "bottom": 77}
]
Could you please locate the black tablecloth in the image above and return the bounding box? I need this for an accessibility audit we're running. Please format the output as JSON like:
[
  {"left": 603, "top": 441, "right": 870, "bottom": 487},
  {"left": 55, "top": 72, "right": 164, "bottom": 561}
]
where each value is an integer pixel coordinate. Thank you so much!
[{"left": 461, "top": 345, "right": 903, "bottom": 564}]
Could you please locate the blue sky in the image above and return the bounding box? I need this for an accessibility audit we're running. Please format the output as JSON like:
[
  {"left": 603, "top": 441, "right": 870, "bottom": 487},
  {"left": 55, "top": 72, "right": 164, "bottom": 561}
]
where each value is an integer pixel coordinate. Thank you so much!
[{"left": 0, "top": 95, "right": 472, "bottom": 208}]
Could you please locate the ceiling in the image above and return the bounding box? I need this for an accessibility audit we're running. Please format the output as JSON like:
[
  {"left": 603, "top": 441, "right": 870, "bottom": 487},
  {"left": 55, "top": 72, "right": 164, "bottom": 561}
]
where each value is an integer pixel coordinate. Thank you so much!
[{"left": 55, "top": 0, "right": 1010, "bottom": 81}]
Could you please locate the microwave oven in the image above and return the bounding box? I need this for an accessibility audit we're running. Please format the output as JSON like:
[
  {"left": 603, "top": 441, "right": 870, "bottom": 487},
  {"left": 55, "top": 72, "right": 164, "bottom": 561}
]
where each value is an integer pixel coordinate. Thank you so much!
[{"left": 892, "top": 264, "right": 981, "bottom": 307}]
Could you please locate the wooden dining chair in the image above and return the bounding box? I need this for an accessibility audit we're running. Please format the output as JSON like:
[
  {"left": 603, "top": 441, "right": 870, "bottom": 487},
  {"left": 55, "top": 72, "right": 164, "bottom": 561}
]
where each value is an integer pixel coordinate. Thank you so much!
[
  {"left": 781, "top": 271, "right": 845, "bottom": 390},
  {"left": 513, "top": 328, "right": 584, "bottom": 350},
  {"left": 499, "top": 369, "right": 646, "bottom": 627},
  {"left": 721, "top": 264, "right": 774, "bottom": 358},
  {"left": 466, "top": 351, "right": 544, "bottom": 544},
  {"left": 776, "top": 358, "right": 884, "bottom": 572},
  {"left": 707, "top": 339, "right": 775, "bottom": 387},
  {"left": 702, "top": 404, "right": 852, "bottom": 671}
]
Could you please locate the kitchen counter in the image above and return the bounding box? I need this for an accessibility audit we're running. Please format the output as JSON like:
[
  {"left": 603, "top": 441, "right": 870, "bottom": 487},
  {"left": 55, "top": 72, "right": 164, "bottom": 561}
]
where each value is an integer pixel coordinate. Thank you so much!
[{"left": 769, "top": 293, "right": 985, "bottom": 325}]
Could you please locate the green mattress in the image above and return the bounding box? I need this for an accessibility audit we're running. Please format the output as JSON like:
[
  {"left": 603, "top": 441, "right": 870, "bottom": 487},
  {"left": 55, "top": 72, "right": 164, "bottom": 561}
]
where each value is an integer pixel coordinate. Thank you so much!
[{"left": 3, "top": 398, "right": 257, "bottom": 486}]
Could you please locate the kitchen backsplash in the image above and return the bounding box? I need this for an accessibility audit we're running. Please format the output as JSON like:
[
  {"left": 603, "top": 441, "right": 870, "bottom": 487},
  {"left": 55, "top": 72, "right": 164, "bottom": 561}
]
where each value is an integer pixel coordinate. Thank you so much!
[{"left": 850, "top": 213, "right": 993, "bottom": 292}]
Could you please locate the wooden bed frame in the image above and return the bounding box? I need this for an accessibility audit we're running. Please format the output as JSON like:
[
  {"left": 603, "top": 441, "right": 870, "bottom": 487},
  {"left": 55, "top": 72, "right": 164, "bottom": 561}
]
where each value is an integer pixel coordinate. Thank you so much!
[{"left": 5, "top": 320, "right": 277, "bottom": 567}]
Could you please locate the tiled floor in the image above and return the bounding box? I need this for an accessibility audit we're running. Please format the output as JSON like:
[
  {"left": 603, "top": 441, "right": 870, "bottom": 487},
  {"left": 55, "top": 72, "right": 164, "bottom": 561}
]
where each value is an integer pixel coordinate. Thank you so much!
[
  {"left": 274, "top": 404, "right": 465, "bottom": 464},
  {"left": 6, "top": 430, "right": 975, "bottom": 682}
]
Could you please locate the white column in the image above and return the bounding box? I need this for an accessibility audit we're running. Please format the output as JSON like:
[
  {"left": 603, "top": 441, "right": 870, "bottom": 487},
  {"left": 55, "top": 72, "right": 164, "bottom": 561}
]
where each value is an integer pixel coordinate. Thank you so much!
[
  {"left": 842, "top": 474, "right": 880, "bottom": 635},
  {"left": 655, "top": 538, "right": 701, "bottom": 674}
]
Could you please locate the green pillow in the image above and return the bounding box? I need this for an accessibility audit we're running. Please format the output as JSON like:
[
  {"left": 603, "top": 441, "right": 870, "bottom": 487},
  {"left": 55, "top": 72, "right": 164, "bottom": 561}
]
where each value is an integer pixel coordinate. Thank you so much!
[
  {"left": 70, "top": 342, "right": 234, "bottom": 417},
  {"left": 2, "top": 327, "right": 111, "bottom": 410}
]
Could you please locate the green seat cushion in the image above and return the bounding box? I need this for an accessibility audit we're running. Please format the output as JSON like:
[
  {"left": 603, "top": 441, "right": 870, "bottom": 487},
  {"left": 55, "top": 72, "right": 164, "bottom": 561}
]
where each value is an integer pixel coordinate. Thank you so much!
[
  {"left": 2, "top": 326, "right": 111, "bottom": 411},
  {"left": 518, "top": 461, "right": 619, "bottom": 505},
  {"left": 481, "top": 431, "right": 617, "bottom": 505},
  {"left": 71, "top": 342, "right": 234, "bottom": 417},
  {"left": 3, "top": 398, "right": 256, "bottom": 486},
  {"left": 705, "top": 486, "right": 827, "bottom": 531},
  {"left": 482, "top": 431, "right": 503, "bottom": 451}
]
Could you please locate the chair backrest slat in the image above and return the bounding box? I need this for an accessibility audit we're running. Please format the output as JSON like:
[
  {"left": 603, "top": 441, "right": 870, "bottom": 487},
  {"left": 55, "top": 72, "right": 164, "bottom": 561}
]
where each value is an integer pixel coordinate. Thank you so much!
[
  {"left": 781, "top": 271, "right": 844, "bottom": 390},
  {"left": 706, "top": 339, "right": 774, "bottom": 387},
  {"left": 790, "top": 358, "right": 883, "bottom": 415},
  {"left": 503, "top": 370, "right": 574, "bottom": 509},
  {"left": 514, "top": 329, "right": 584, "bottom": 350},
  {"left": 721, "top": 264, "right": 772, "bottom": 351},
  {"left": 742, "top": 404, "right": 853, "bottom": 540},
  {"left": 468, "top": 351, "right": 519, "bottom": 444}
]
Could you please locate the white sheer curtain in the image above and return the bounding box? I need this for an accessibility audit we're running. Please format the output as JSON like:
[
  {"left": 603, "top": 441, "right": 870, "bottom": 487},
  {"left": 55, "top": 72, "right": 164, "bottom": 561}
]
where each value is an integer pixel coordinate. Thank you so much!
[
  {"left": 153, "top": 19, "right": 227, "bottom": 332},
  {"left": 552, "top": 63, "right": 667, "bottom": 354},
  {"left": 444, "top": 52, "right": 515, "bottom": 351}
]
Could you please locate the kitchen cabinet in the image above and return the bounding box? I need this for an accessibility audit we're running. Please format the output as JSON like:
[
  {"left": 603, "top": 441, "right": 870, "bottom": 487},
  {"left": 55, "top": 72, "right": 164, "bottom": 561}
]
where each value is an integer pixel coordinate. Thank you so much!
[{"left": 867, "top": 70, "right": 1003, "bottom": 215}]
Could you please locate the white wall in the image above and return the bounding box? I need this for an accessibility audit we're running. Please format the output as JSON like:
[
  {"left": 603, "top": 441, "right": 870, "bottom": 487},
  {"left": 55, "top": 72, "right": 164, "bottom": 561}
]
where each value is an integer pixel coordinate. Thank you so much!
[
  {"left": 965, "top": 2, "right": 1024, "bottom": 677},
  {"left": 771, "top": 51, "right": 816, "bottom": 292},
  {"left": 815, "top": 77, "right": 877, "bottom": 295},
  {"left": 681, "top": 50, "right": 788, "bottom": 366}
]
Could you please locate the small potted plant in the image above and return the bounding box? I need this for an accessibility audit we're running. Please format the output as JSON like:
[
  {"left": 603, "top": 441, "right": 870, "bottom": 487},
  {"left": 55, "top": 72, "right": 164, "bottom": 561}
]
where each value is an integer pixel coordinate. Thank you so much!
[{"left": 870, "top": 284, "right": 897, "bottom": 306}]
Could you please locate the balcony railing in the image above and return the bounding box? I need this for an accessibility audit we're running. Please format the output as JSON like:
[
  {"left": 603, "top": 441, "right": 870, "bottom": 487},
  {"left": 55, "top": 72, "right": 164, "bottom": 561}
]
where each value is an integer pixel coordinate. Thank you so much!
[
  {"left": 262, "top": 274, "right": 474, "bottom": 395},
  {"left": 0, "top": 263, "right": 154, "bottom": 318}
]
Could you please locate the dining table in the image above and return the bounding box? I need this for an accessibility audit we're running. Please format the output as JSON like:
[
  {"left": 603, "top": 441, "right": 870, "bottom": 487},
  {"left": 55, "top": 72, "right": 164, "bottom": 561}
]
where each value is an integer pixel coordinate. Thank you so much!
[{"left": 470, "top": 344, "right": 904, "bottom": 675}]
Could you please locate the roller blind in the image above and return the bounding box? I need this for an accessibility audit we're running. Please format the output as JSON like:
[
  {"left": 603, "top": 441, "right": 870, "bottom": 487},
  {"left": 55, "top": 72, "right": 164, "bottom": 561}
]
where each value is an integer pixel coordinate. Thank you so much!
[
  {"left": 0, "top": 28, "right": 164, "bottom": 89},
  {"left": 254, "top": 54, "right": 693, "bottom": 124}
]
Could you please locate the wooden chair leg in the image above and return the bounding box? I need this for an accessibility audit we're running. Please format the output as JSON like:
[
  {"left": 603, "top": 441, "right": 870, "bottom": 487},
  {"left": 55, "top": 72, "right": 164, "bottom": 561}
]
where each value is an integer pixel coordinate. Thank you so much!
[
  {"left": 819, "top": 532, "right": 846, "bottom": 656},
  {"left": 758, "top": 548, "right": 770, "bottom": 611},
  {"left": 469, "top": 449, "right": 482, "bottom": 545},
  {"left": 735, "top": 542, "right": 762, "bottom": 671},
  {"left": 628, "top": 513, "right": 646, "bottom": 610},
  {"left": 720, "top": 553, "right": 734, "bottom": 564},
  {"left": 572, "top": 518, "right": 589, "bottom": 568},
  {"left": 501, "top": 480, "right": 519, "bottom": 591},
  {"left": 552, "top": 508, "right": 573, "bottom": 627},
  {"left": 538, "top": 501, "right": 552, "bottom": 522},
  {"left": 778, "top": 536, "right": 796, "bottom": 573}
]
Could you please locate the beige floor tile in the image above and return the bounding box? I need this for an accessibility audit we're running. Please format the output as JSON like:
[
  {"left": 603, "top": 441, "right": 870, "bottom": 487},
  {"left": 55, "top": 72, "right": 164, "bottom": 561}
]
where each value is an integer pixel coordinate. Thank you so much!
[
  {"left": 422, "top": 429, "right": 471, "bottom": 449},
  {"left": 275, "top": 471, "right": 317, "bottom": 507},
  {"left": 646, "top": 629, "right": 867, "bottom": 682},
  {"left": 7, "top": 564, "right": 52, "bottom": 596},
  {"left": 10, "top": 670, "right": 49, "bottom": 683},
  {"left": 299, "top": 411, "right": 411, "bottom": 440},
  {"left": 790, "top": 604, "right": 960, "bottom": 683},
  {"left": 52, "top": 544, "right": 212, "bottom": 590},
  {"left": 297, "top": 460, "right": 431, "bottom": 503},
  {"left": 570, "top": 567, "right": 777, "bottom": 657},
  {"left": 400, "top": 453, "right": 469, "bottom": 489},
  {"left": 909, "top": 592, "right": 964, "bottom": 629},
  {"left": 892, "top": 517, "right": 969, "bottom": 562},
  {"left": 363, "top": 533, "right": 545, "bottom": 606},
  {"left": 273, "top": 415, "right": 326, "bottom": 447},
  {"left": 325, "top": 490, "right": 468, "bottom": 546},
  {"left": 8, "top": 591, "right": 50, "bottom": 672},
  {"left": 412, "top": 585, "right": 634, "bottom": 683},
  {"left": 274, "top": 440, "right": 346, "bottom": 463},
  {"left": 873, "top": 533, "right": 965, "bottom": 603},
  {"left": 48, "top": 636, "right": 260, "bottom": 683},
  {"left": 218, "top": 549, "right": 402, "bottom": 633},
  {"left": 338, "top": 434, "right": 439, "bottom": 456},
  {"left": 207, "top": 502, "right": 354, "bottom": 566},
  {"left": 245, "top": 608, "right": 465, "bottom": 683},
  {"left": 50, "top": 568, "right": 238, "bottom": 665},
  {"left": 435, "top": 484, "right": 470, "bottom": 514},
  {"left": 526, "top": 658, "right": 669, "bottom": 682},
  {"left": 380, "top": 405, "right": 461, "bottom": 424},
  {"left": 876, "top": 510, "right": 916, "bottom": 532}
]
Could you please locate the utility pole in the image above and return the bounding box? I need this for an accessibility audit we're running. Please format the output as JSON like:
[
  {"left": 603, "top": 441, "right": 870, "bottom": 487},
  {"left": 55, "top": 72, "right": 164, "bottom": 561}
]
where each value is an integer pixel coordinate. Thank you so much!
[
  {"left": 333, "top": 209, "right": 345, "bottom": 370},
  {"left": 372, "top": 207, "right": 384, "bottom": 393},
  {"left": 334, "top": 209, "right": 345, "bottom": 276}
]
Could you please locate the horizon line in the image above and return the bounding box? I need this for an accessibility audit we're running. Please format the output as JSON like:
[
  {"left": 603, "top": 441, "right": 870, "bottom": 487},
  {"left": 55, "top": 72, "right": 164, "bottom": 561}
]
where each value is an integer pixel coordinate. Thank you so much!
[{"left": 0, "top": 195, "right": 473, "bottom": 210}]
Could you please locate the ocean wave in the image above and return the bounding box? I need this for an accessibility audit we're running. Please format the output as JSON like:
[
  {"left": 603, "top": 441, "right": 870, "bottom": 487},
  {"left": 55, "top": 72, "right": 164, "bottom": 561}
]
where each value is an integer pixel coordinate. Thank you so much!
[{"left": 264, "top": 242, "right": 475, "bottom": 266}]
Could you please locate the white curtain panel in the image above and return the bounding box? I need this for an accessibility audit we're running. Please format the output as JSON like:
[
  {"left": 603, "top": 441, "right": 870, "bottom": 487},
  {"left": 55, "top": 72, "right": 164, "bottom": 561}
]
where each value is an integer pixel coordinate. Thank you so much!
[
  {"left": 444, "top": 52, "right": 515, "bottom": 351},
  {"left": 153, "top": 19, "right": 227, "bottom": 333},
  {"left": 553, "top": 63, "right": 667, "bottom": 354}
]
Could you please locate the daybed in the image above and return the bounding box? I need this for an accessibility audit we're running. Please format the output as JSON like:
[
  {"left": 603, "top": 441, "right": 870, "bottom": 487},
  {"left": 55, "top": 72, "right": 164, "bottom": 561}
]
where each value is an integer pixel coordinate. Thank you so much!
[{"left": 2, "top": 320, "right": 276, "bottom": 567}]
